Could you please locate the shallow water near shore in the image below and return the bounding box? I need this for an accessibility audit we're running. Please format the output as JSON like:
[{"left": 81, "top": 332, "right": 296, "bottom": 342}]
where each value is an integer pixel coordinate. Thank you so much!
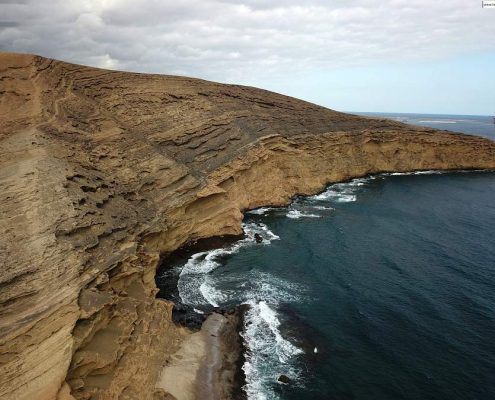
[{"left": 156, "top": 115, "right": 495, "bottom": 400}]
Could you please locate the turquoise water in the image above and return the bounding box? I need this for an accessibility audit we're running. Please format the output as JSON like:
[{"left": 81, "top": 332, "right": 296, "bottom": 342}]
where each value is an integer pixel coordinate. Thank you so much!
[{"left": 157, "top": 114, "right": 495, "bottom": 400}]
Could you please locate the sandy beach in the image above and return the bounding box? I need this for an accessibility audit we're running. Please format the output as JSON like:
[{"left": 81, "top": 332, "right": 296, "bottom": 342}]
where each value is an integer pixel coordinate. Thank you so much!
[{"left": 156, "top": 310, "right": 245, "bottom": 400}]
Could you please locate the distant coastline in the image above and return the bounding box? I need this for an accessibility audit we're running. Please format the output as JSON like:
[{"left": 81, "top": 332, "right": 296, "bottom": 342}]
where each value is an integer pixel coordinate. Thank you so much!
[{"left": 352, "top": 112, "right": 495, "bottom": 140}]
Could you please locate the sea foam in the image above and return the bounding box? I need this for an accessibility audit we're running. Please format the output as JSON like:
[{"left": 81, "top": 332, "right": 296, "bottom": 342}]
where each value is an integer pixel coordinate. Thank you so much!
[
  {"left": 246, "top": 207, "right": 276, "bottom": 215},
  {"left": 286, "top": 209, "right": 321, "bottom": 219},
  {"left": 307, "top": 176, "right": 373, "bottom": 203},
  {"left": 384, "top": 170, "right": 444, "bottom": 176},
  {"left": 242, "top": 300, "right": 304, "bottom": 400},
  {"left": 178, "top": 222, "right": 279, "bottom": 308}
]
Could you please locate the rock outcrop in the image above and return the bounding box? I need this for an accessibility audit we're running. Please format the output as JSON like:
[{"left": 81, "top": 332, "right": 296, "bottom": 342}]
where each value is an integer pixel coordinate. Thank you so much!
[{"left": 0, "top": 52, "right": 494, "bottom": 400}]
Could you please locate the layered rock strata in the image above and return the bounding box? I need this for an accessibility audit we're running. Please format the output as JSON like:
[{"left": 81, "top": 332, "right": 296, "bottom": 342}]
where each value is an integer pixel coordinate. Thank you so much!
[{"left": 0, "top": 53, "right": 494, "bottom": 400}]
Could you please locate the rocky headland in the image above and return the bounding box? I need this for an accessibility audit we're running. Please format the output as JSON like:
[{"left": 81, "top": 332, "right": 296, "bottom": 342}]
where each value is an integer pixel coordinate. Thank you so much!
[{"left": 0, "top": 52, "right": 494, "bottom": 400}]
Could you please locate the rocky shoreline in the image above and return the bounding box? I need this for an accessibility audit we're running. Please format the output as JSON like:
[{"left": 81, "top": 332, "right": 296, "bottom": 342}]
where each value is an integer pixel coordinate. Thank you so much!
[{"left": 157, "top": 168, "right": 495, "bottom": 400}]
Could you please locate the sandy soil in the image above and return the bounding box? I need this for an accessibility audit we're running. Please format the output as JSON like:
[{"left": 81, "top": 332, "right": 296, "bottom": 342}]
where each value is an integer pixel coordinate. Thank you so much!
[{"left": 156, "top": 312, "right": 244, "bottom": 400}]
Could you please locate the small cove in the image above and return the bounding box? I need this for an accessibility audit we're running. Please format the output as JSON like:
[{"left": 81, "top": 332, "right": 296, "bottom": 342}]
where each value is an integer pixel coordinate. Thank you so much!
[{"left": 156, "top": 114, "right": 495, "bottom": 400}]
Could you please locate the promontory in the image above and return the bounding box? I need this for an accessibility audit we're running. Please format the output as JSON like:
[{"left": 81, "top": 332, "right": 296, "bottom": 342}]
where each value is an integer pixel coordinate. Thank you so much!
[{"left": 0, "top": 53, "right": 494, "bottom": 400}]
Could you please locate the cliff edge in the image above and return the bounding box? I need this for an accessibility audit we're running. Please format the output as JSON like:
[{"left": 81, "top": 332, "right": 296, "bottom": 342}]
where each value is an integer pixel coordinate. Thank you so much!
[{"left": 1, "top": 53, "right": 494, "bottom": 400}]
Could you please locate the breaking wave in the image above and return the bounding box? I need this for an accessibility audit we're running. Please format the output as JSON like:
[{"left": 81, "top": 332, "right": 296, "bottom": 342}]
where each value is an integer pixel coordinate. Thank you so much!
[
  {"left": 177, "top": 222, "right": 279, "bottom": 308},
  {"left": 242, "top": 300, "right": 304, "bottom": 400},
  {"left": 175, "top": 220, "right": 304, "bottom": 400},
  {"left": 286, "top": 209, "right": 321, "bottom": 219},
  {"left": 307, "top": 176, "right": 373, "bottom": 203},
  {"left": 384, "top": 170, "right": 444, "bottom": 176},
  {"left": 247, "top": 207, "right": 277, "bottom": 215}
]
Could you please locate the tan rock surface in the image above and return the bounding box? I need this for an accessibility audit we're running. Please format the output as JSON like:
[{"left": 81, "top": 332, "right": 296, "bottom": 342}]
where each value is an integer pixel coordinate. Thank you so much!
[{"left": 0, "top": 52, "right": 494, "bottom": 400}]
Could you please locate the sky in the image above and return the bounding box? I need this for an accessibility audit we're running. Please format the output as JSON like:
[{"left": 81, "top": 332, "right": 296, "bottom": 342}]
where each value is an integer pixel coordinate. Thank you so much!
[{"left": 1, "top": 0, "right": 494, "bottom": 115}]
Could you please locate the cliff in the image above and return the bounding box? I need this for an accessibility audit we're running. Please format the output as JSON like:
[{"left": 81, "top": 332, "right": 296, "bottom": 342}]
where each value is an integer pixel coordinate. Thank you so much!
[{"left": 0, "top": 52, "right": 494, "bottom": 400}]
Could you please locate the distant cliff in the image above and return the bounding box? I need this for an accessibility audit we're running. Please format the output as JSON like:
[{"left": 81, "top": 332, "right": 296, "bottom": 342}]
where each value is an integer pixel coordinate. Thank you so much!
[{"left": 0, "top": 53, "right": 494, "bottom": 400}]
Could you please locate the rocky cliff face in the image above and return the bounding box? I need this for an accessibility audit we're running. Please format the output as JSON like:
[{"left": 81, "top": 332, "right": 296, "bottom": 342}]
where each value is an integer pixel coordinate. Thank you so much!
[{"left": 0, "top": 53, "right": 494, "bottom": 400}]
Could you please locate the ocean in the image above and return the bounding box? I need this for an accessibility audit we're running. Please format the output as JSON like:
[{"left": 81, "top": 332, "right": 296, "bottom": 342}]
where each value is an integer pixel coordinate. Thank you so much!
[
  {"left": 354, "top": 112, "right": 495, "bottom": 140},
  {"left": 156, "top": 114, "right": 495, "bottom": 400}
]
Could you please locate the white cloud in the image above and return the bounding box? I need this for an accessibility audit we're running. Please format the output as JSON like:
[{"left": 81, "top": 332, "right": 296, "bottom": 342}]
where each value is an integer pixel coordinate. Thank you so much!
[
  {"left": 0, "top": 0, "right": 494, "bottom": 83},
  {"left": 95, "top": 53, "right": 119, "bottom": 69}
]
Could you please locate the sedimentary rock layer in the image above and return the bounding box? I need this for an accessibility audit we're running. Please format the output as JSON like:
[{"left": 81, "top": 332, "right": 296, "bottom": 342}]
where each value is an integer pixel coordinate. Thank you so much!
[{"left": 0, "top": 52, "right": 494, "bottom": 400}]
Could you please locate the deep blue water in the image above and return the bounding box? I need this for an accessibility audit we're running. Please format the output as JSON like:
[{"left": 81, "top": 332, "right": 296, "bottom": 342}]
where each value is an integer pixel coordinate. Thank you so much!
[{"left": 157, "top": 114, "right": 495, "bottom": 400}]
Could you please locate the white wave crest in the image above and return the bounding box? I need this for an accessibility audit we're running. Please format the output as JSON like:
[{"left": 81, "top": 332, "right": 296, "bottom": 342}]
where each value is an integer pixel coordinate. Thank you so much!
[
  {"left": 308, "top": 177, "right": 373, "bottom": 203},
  {"left": 240, "top": 272, "right": 304, "bottom": 305},
  {"left": 385, "top": 170, "right": 443, "bottom": 176},
  {"left": 242, "top": 300, "right": 303, "bottom": 400},
  {"left": 246, "top": 207, "right": 276, "bottom": 215},
  {"left": 178, "top": 222, "right": 279, "bottom": 307},
  {"left": 312, "top": 190, "right": 357, "bottom": 202},
  {"left": 286, "top": 209, "right": 321, "bottom": 219},
  {"left": 199, "top": 277, "right": 226, "bottom": 308},
  {"left": 312, "top": 205, "right": 335, "bottom": 211}
]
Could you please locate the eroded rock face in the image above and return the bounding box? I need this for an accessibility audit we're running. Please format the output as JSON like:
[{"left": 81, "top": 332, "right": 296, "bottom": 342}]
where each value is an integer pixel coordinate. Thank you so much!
[{"left": 0, "top": 53, "right": 494, "bottom": 400}]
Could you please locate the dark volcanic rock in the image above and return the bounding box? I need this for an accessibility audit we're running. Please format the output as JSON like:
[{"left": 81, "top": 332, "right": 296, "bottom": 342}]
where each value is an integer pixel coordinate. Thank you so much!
[{"left": 172, "top": 303, "right": 207, "bottom": 331}]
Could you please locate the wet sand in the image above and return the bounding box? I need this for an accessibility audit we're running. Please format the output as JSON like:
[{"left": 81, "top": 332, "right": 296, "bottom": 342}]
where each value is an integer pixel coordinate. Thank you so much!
[{"left": 156, "top": 310, "right": 245, "bottom": 400}]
